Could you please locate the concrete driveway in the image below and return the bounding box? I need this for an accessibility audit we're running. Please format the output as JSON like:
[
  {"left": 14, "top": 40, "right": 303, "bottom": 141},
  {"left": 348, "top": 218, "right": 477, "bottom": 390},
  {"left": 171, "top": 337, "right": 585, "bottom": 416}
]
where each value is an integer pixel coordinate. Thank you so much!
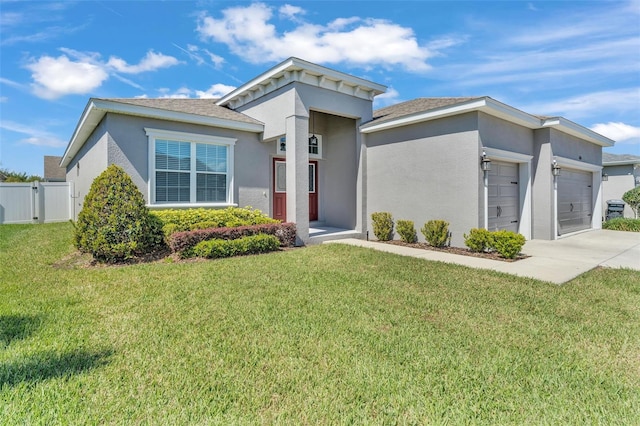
[{"left": 328, "top": 230, "right": 640, "bottom": 284}]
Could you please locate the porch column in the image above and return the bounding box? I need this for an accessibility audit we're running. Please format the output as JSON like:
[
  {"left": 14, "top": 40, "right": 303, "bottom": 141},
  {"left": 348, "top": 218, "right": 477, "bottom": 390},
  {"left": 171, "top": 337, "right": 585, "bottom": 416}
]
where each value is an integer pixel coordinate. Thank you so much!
[{"left": 285, "top": 114, "right": 310, "bottom": 244}]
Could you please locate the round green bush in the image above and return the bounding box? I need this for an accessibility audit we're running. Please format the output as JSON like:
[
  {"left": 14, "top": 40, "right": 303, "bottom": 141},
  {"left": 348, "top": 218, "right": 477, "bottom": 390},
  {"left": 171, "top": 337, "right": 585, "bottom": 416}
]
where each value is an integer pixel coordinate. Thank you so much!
[{"left": 74, "top": 165, "right": 163, "bottom": 262}]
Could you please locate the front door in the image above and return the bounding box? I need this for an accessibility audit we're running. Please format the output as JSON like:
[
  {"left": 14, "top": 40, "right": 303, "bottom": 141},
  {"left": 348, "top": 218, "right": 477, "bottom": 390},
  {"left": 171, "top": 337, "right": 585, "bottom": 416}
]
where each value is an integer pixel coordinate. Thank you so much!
[{"left": 272, "top": 158, "right": 318, "bottom": 222}]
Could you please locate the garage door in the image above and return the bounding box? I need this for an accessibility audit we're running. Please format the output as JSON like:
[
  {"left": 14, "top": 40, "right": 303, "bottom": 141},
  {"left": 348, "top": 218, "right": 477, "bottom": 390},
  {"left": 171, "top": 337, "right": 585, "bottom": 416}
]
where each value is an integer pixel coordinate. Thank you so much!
[
  {"left": 558, "top": 168, "right": 592, "bottom": 235},
  {"left": 488, "top": 161, "right": 519, "bottom": 233}
]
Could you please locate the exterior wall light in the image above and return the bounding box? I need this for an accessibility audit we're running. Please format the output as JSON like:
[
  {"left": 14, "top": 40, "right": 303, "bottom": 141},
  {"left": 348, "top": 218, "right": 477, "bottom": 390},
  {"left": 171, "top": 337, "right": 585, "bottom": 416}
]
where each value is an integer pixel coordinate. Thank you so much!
[
  {"left": 602, "top": 172, "right": 608, "bottom": 181},
  {"left": 481, "top": 151, "right": 491, "bottom": 171},
  {"left": 552, "top": 159, "right": 561, "bottom": 177},
  {"left": 309, "top": 112, "right": 318, "bottom": 146},
  {"left": 279, "top": 137, "right": 286, "bottom": 152}
]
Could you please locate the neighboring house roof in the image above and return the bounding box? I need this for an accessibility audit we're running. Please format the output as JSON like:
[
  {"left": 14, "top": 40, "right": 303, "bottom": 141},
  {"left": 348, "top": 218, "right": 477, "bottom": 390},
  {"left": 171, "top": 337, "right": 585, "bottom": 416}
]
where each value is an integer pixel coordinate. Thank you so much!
[
  {"left": 61, "top": 98, "right": 264, "bottom": 168},
  {"left": 216, "top": 57, "right": 387, "bottom": 110},
  {"left": 44, "top": 155, "right": 66, "bottom": 181},
  {"left": 602, "top": 152, "right": 640, "bottom": 166},
  {"left": 0, "top": 171, "right": 6, "bottom": 182},
  {"left": 363, "top": 96, "right": 615, "bottom": 148}
]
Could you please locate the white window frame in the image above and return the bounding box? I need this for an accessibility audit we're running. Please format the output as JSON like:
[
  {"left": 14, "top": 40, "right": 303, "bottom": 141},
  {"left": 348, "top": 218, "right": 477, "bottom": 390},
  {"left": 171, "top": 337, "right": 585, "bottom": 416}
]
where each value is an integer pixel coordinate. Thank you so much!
[{"left": 145, "top": 128, "right": 236, "bottom": 208}]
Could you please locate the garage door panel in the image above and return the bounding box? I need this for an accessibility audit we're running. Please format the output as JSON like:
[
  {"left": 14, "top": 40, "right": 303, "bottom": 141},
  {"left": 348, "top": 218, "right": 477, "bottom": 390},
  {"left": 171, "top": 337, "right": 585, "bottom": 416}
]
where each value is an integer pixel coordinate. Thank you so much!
[
  {"left": 558, "top": 168, "right": 592, "bottom": 235},
  {"left": 488, "top": 161, "right": 519, "bottom": 233}
]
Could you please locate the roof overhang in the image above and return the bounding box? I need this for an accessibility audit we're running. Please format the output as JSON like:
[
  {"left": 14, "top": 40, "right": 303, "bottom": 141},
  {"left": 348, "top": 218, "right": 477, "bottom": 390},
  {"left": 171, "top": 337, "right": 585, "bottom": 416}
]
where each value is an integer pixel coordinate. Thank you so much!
[
  {"left": 216, "top": 57, "right": 387, "bottom": 110},
  {"left": 603, "top": 159, "right": 640, "bottom": 166},
  {"left": 60, "top": 99, "right": 264, "bottom": 168},
  {"left": 541, "top": 117, "right": 614, "bottom": 147},
  {"left": 361, "top": 97, "right": 540, "bottom": 133},
  {"left": 360, "top": 97, "right": 616, "bottom": 148}
]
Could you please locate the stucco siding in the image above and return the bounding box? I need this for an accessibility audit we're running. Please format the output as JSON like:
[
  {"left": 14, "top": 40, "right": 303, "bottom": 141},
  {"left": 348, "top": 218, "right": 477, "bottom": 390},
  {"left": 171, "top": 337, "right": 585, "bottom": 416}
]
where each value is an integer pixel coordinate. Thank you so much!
[
  {"left": 549, "top": 129, "right": 601, "bottom": 166},
  {"left": 532, "top": 129, "right": 555, "bottom": 239},
  {"left": 478, "top": 112, "right": 534, "bottom": 155},
  {"left": 602, "top": 164, "right": 637, "bottom": 218},
  {"left": 66, "top": 118, "right": 108, "bottom": 219},
  {"left": 84, "top": 113, "right": 270, "bottom": 213},
  {"left": 366, "top": 114, "right": 480, "bottom": 247},
  {"left": 322, "top": 114, "right": 358, "bottom": 229}
]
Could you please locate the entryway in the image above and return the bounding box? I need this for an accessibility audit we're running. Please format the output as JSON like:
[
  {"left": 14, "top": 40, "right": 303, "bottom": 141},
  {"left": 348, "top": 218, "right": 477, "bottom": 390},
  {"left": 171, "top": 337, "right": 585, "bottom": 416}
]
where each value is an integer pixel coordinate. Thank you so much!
[{"left": 273, "top": 158, "right": 318, "bottom": 222}]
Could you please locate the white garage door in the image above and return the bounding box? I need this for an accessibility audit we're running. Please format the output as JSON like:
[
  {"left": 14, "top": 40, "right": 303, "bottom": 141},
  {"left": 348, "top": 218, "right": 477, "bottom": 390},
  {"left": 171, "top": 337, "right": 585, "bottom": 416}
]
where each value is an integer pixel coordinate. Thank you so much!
[
  {"left": 488, "top": 161, "right": 519, "bottom": 233},
  {"left": 558, "top": 168, "right": 593, "bottom": 235}
]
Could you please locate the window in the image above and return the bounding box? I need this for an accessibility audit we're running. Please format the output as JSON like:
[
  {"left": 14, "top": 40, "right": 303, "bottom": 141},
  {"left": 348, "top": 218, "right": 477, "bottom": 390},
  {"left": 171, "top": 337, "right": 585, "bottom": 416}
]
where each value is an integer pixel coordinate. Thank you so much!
[{"left": 146, "top": 128, "right": 235, "bottom": 206}]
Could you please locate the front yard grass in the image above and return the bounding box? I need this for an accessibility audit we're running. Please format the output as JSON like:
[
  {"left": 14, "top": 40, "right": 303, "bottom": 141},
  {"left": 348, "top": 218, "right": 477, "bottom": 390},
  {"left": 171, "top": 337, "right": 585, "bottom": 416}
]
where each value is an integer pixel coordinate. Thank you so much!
[{"left": 1, "top": 222, "right": 639, "bottom": 424}]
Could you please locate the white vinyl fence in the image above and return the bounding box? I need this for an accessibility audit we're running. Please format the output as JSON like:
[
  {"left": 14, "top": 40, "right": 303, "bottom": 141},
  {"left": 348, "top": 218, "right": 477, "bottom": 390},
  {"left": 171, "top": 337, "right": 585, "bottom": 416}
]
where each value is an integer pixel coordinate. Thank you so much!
[{"left": 0, "top": 182, "right": 74, "bottom": 224}]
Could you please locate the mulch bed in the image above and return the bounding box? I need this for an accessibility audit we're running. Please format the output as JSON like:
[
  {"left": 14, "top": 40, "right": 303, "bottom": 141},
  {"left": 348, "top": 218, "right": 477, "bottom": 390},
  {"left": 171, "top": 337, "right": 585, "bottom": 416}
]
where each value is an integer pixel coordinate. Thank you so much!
[{"left": 382, "top": 240, "right": 529, "bottom": 262}]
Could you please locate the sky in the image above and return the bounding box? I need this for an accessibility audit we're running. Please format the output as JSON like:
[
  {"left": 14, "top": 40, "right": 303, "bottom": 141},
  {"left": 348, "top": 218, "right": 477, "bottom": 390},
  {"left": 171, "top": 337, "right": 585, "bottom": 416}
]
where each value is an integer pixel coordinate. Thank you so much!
[{"left": 1, "top": 0, "right": 639, "bottom": 177}]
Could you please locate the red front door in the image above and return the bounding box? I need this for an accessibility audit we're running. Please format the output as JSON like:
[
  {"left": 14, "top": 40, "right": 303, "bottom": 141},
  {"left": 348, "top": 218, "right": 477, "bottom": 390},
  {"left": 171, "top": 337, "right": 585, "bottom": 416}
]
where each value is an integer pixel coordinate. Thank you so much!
[{"left": 273, "top": 158, "right": 318, "bottom": 222}]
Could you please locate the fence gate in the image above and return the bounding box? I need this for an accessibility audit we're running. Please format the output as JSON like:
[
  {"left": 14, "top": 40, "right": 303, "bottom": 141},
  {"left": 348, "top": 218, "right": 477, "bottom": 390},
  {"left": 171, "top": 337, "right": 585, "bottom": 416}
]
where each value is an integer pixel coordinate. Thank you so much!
[{"left": 0, "top": 182, "right": 73, "bottom": 225}]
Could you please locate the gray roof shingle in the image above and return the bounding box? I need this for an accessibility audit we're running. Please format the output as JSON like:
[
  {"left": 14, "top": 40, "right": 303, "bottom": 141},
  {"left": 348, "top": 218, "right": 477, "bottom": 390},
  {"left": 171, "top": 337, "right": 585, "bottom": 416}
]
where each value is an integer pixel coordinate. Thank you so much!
[
  {"left": 370, "top": 97, "right": 483, "bottom": 125},
  {"left": 603, "top": 152, "right": 640, "bottom": 164},
  {"left": 101, "top": 98, "right": 263, "bottom": 125}
]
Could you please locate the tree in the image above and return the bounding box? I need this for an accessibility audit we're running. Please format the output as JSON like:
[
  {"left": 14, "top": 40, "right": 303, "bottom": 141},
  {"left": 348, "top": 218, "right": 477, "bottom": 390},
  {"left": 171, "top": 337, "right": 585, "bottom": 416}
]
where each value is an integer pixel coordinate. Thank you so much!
[
  {"left": 0, "top": 168, "right": 43, "bottom": 182},
  {"left": 622, "top": 186, "right": 640, "bottom": 219}
]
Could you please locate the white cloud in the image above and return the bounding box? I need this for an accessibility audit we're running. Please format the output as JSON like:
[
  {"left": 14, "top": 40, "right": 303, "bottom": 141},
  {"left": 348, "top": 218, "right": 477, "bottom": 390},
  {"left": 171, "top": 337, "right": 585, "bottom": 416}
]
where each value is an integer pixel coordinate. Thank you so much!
[
  {"left": 26, "top": 54, "right": 109, "bottom": 99},
  {"left": 591, "top": 122, "right": 640, "bottom": 145},
  {"left": 196, "top": 3, "right": 450, "bottom": 72},
  {"left": 279, "top": 4, "right": 304, "bottom": 20},
  {"left": 152, "top": 83, "right": 237, "bottom": 99},
  {"left": 373, "top": 87, "right": 401, "bottom": 108},
  {"left": 195, "top": 83, "right": 237, "bottom": 99},
  {"left": 0, "top": 96, "right": 8, "bottom": 103},
  {"left": 24, "top": 49, "right": 181, "bottom": 99},
  {"left": 158, "top": 87, "right": 192, "bottom": 99},
  {"left": 0, "top": 120, "right": 67, "bottom": 148},
  {"left": 522, "top": 88, "right": 640, "bottom": 119},
  {"left": 107, "top": 50, "right": 180, "bottom": 74}
]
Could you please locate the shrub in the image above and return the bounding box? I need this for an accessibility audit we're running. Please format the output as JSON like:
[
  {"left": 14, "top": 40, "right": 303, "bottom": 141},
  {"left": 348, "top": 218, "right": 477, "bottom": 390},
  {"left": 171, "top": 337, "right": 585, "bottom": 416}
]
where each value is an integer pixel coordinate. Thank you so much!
[
  {"left": 622, "top": 186, "right": 640, "bottom": 218},
  {"left": 192, "top": 234, "right": 280, "bottom": 259},
  {"left": 491, "top": 230, "right": 526, "bottom": 259},
  {"left": 464, "top": 228, "right": 494, "bottom": 252},
  {"left": 421, "top": 220, "right": 450, "bottom": 247},
  {"left": 168, "top": 222, "right": 297, "bottom": 256},
  {"left": 74, "top": 165, "right": 164, "bottom": 263},
  {"left": 602, "top": 217, "right": 640, "bottom": 232},
  {"left": 152, "top": 207, "right": 278, "bottom": 237},
  {"left": 371, "top": 212, "right": 394, "bottom": 241},
  {"left": 396, "top": 220, "right": 417, "bottom": 243}
]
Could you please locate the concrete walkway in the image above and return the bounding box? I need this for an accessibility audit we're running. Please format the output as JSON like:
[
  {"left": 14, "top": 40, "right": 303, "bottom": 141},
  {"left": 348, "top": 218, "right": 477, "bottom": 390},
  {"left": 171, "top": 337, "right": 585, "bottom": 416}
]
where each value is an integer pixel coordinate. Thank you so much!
[{"left": 326, "top": 230, "right": 640, "bottom": 284}]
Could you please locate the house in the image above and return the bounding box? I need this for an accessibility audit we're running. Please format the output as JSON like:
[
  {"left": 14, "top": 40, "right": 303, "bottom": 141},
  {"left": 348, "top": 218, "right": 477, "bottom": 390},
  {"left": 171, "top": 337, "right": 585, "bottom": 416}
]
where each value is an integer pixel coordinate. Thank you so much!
[
  {"left": 602, "top": 153, "right": 640, "bottom": 218},
  {"left": 44, "top": 155, "right": 66, "bottom": 182},
  {"left": 60, "top": 57, "right": 614, "bottom": 246}
]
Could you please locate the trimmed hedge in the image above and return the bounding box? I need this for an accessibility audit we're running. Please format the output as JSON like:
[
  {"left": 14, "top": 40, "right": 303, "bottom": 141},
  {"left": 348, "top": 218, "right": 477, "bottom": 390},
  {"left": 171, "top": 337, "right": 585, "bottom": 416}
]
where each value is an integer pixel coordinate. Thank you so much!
[
  {"left": 192, "top": 234, "right": 281, "bottom": 259},
  {"left": 371, "top": 212, "right": 394, "bottom": 241},
  {"left": 491, "top": 230, "right": 526, "bottom": 259},
  {"left": 396, "top": 220, "right": 417, "bottom": 243},
  {"left": 603, "top": 217, "right": 640, "bottom": 232},
  {"left": 168, "top": 222, "right": 297, "bottom": 256},
  {"left": 463, "top": 228, "right": 493, "bottom": 252},
  {"left": 421, "top": 220, "right": 450, "bottom": 247},
  {"left": 74, "top": 165, "right": 164, "bottom": 263},
  {"left": 152, "top": 207, "right": 278, "bottom": 237},
  {"left": 463, "top": 228, "right": 526, "bottom": 259}
]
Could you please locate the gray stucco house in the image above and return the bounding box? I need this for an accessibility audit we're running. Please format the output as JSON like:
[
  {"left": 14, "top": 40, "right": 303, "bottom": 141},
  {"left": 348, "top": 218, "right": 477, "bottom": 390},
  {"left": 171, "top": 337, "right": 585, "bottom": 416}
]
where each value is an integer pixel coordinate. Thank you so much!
[
  {"left": 61, "top": 57, "right": 614, "bottom": 246},
  {"left": 602, "top": 153, "right": 640, "bottom": 218}
]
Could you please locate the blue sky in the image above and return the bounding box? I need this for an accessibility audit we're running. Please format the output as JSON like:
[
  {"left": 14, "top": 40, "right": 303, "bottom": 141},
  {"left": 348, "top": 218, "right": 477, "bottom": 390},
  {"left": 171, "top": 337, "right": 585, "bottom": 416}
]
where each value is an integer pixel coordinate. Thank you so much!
[{"left": 1, "top": 0, "right": 639, "bottom": 177}]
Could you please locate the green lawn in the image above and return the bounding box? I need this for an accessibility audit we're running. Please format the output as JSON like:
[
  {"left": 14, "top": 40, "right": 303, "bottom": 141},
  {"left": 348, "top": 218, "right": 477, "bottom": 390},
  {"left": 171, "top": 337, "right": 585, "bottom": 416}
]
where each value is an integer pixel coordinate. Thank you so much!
[{"left": 1, "top": 223, "right": 639, "bottom": 424}]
